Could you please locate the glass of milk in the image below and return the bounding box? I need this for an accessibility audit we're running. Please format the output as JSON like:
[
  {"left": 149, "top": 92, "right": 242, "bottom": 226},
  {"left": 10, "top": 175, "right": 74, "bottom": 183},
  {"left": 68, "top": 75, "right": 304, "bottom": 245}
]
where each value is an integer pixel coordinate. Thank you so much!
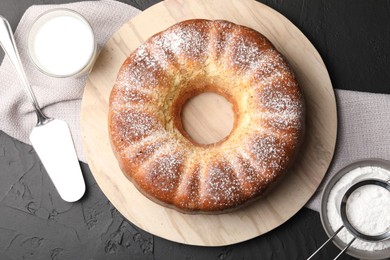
[{"left": 28, "top": 8, "right": 97, "bottom": 78}]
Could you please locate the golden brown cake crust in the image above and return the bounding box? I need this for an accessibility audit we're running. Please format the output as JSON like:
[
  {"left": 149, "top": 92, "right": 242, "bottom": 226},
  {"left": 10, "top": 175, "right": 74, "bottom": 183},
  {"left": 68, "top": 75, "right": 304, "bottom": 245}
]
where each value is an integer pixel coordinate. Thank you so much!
[{"left": 108, "top": 19, "right": 305, "bottom": 214}]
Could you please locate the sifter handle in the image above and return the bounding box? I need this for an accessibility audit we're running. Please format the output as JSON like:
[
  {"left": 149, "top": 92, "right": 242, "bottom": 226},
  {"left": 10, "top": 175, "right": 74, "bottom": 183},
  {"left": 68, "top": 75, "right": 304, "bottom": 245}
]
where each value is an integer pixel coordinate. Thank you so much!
[{"left": 307, "top": 226, "right": 344, "bottom": 260}]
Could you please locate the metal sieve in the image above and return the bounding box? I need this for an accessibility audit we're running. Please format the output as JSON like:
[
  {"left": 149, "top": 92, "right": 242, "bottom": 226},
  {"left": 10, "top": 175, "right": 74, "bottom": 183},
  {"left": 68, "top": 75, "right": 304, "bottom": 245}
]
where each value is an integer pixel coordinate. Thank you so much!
[
  {"left": 308, "top": 177, "right": 390, "bottom": 260},
  {"left": 340, "top": 178, "right": 390, "bottom": 243}
]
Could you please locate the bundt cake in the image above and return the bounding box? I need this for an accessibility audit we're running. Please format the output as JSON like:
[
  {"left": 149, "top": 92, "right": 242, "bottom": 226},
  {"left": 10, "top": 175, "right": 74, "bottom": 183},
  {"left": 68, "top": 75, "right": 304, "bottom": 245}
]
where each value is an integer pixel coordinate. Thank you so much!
[{"left": 108, "top": 19, "right": 305, "bottom": 213}]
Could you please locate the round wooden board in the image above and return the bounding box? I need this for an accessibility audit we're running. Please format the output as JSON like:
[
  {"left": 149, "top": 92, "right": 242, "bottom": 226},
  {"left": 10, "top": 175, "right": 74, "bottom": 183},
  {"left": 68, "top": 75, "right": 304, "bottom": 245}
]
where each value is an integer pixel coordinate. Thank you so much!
[{"left": 81, "top": 0, "right": 337, "bottom": 246}]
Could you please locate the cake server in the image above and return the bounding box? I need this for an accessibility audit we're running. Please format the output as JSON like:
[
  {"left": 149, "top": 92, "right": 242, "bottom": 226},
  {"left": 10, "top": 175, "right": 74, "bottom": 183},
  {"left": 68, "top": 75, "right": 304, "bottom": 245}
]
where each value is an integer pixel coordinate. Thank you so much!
[{"left": 0, "top": 16, "right": 85, "bottom": 202}]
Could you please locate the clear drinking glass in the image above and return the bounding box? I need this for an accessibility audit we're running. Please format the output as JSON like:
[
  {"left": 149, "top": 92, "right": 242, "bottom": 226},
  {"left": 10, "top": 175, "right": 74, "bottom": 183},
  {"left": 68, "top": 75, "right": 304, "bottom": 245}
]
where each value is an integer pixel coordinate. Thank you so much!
[{"left": 28, "top": 8, "right": 97, "bottom": 78}]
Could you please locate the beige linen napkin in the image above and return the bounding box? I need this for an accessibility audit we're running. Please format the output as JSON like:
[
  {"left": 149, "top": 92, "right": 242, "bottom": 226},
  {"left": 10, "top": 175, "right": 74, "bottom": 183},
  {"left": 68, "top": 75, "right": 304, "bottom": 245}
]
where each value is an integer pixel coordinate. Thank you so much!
[
  {"left": 1, "top": 0, "right": 389, "bottom": 212},
  {"left": 0, "top": 0, "right": 140, "bottom": 163}
]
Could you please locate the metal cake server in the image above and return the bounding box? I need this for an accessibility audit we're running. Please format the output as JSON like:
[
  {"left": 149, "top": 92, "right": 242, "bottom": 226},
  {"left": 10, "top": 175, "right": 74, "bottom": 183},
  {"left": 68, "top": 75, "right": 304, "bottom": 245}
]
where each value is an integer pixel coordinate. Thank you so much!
[{"left": 0, "top": 16, "right": 85, "bottom": 202}]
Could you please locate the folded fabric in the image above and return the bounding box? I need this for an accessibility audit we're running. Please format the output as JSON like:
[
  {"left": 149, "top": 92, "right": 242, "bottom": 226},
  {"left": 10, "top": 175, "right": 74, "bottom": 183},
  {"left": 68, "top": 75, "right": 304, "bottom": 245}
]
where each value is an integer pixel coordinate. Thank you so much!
[
  {"left": 1, "top": 0, "right": 389, "bottom": 212},
  {"left": 0, "top": 0, "right": 140, "bottom": 163},
  {"left": 305, "top": 89, "right": 390, "bottom": 210}
]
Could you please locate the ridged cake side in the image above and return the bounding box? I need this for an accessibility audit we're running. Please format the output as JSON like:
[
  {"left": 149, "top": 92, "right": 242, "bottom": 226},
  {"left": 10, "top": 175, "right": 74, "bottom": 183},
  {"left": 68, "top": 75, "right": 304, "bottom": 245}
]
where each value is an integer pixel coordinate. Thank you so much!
[{"left": 108, "top": 19, "right": 305, "bottom": 213}]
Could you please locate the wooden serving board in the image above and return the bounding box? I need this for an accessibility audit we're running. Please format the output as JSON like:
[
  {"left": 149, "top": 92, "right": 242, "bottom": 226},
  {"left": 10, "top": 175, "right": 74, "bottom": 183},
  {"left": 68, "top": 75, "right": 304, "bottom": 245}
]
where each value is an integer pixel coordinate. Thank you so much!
[{"left": 81, "top": 0, "right": 337, "bottom": 246}]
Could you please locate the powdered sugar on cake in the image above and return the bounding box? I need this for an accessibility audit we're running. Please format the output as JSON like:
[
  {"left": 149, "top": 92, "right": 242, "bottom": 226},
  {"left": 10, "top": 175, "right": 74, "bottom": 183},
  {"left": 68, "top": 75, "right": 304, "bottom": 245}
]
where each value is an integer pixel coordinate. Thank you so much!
[{"left": 108, "top": 19, "right": 305, "bottom": 213}]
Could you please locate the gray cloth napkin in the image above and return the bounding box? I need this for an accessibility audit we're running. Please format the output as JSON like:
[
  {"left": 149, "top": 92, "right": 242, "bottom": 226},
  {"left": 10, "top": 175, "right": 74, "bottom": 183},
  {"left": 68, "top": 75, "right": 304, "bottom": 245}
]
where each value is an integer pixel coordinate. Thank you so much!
[
  {"left": 0, "top": 0, "right": 140, "bottom": 163},
  {"left": 1, "top": 0, "right": 389, "bottom": 212},
  {"left": 305, "top": 90, "right": 390, "bottom": 211}
]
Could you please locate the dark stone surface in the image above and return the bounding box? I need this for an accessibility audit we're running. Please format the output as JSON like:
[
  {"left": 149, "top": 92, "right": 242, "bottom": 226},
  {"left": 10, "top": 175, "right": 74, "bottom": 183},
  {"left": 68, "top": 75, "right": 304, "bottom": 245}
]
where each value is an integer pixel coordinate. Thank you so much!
[{"left": 2, "top": 0, "right": 388, "bottom": 259}]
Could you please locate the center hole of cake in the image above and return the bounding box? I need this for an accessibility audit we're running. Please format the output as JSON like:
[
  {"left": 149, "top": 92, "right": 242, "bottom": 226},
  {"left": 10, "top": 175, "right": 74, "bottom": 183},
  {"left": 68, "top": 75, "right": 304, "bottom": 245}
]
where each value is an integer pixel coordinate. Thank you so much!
[{"left": 181, "top": 92, "right": 234, "bottom": 145}]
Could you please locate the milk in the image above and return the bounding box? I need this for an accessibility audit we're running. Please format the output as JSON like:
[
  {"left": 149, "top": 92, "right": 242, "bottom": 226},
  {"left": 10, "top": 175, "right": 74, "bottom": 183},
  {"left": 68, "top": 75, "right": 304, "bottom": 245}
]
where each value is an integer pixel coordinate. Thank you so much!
[{"left": 29, "top": 9, "right": 95, "bottom": 77}]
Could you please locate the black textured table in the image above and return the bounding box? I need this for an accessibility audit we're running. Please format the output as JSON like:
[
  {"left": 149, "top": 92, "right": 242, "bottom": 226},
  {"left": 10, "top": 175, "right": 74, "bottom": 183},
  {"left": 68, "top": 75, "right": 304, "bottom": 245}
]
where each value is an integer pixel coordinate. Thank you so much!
[{"left": 1, "top": 1, "right": 389, "bottom": 259}]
